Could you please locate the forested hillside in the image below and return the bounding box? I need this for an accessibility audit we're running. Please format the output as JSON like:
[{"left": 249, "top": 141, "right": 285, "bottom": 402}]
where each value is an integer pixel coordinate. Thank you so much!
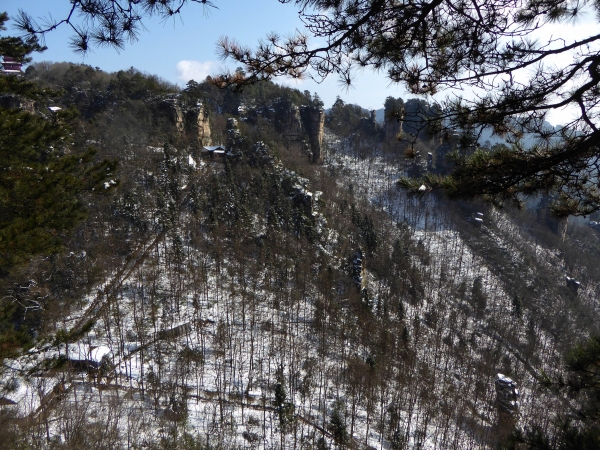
[{"left": 1, "top": 63, "right": 600, "bottom": 449}]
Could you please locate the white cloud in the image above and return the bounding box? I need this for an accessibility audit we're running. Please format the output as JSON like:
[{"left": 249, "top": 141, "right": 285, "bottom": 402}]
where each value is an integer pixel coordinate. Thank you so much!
[
  {"left": 176, "top": 60, "right": 216, "bottom": 83},
  {"left": 275, "top": 76, "right": 306, "bottom": 87}
]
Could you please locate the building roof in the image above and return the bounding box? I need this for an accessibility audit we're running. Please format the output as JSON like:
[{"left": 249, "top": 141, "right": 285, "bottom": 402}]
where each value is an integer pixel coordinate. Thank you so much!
[
  {"left": 1, "top": 56, "right": 22, "bottom": 74},
  {"left": 202, "top": 145, "right": 226, "bottom": 152}
]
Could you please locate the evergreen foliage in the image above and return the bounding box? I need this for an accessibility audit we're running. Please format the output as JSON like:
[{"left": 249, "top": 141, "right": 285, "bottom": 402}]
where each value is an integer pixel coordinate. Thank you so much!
[
  {"left": 274, "top": 379, "right": 295, "bottom": 432},
  {"left": 565, "top": 336, "right": 600, "bottom": 421},
  {"left": 512, "top": 335, "right": 600, "bottom": 448},
  {"left": 5, "top": 9, "right": 600, "bottom": 443},
  {"left": 0, "top": 12, "right": 45, "bottom": 62},
  {"left": 506, "top": 412, "right": 600, "bottom": 449},
  {"left": 217, "top": 0, "right": 600, "bottom": 216},
  {"left": 402, "top": 98, "right": 442, "bottom": 139},
  {"left": 384, "top": 96, "right": 404, "bottom": 122},
  {"left": 182, "top": 77, "right": 318, "bottom": 120},
  {"left": 0, "top": 106, "right": 117, "bottom": 274},
  {"left": 0, "top": 17, "right": 118, "bottom": 276},
  {"left": 15, "top": 1, "right": 216, "bottom": 54},
  {"left": 14, "top": 0, "right": 600, "bottom": 215},
  {"left": 326, "top": 96, "right": 371, "bottom": 136},
  {"left": 328, "top": 400, "right": 349, "bottom": 447},
  {"left": 0, "top": 16, "right": 117, "bottom": 358},
  {"left": 350, "top": 204, "right": 379, "bottom": 252}
]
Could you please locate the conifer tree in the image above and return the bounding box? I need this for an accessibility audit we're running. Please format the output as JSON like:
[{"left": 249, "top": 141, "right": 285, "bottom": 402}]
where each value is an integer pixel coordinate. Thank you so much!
[
  {"left": 512, "top": 336, "right": 600, "bottom": 448},
  {"left": 0, "top": 14, "right": 117, "bottom": 275},
  {"left": 328, "top": 400, "right": 350, "bottom": 448}
]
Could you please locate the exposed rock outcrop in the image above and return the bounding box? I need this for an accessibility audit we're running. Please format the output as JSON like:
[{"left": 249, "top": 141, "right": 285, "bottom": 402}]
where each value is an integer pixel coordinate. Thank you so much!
[
  {"left": 185, "top": 102, "right": 212, "bottom": 146},
  {"left": 0, "top": 94, "right": 35, "bottom": 113},
  {"left": 383, "top": 97, "right": 405, "bottom": 142},
  {"left": 249, "top": 141, "right": 275, "bottom": 166},
  {"left": 300, "top": 105, "right": 325, "bottom": 163},
  {"left": 277, "top": 105, "right": 315, "bottom": 158},
  {"left": 495, "top": 373, "right": 519, "bottom": 421},
  {"left": 536, "top": 195, "right": 569, "bottom": 239},
  {"left": 288, "top": 175, "right": 322, "bottom": 216},
  {"left": 238, "top": 99, "right": 324, "bottom": 163},
  {"left": 351, "top": 249, "right": 367, "bottom": 290},
  {"left": 385, "top": 113, "right": 403, "bottom": 141},
  {"left": 280, "top": 105, "right": 303, "bottom": 142},
  {"left": 159, "top": 98, "right": 185, "bottom": 132},
  {"left": 157, "top": 97, "right": 212, "bottom": 146},
  {"left": 359, "top": 110, "right": 380, "bottom": 137},
  {"left": 402, "top": 98, "right": 437, "bottom": 138},
  {"left": 566, "top": 276, "right": 581, "bottom": 293}
]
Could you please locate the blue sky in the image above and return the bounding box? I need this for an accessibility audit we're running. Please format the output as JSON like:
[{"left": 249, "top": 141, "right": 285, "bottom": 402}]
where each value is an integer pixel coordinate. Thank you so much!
[
  {"left": 3, "top": 1, "right": 596, "bottom": 125},
  {"left": 2, "top": 0, "right": 408, "bottom": 111}
]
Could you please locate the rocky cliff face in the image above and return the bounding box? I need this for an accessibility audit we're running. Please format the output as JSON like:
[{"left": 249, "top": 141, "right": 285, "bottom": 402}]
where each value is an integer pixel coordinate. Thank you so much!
[
  {"left": 385, "top": 116, "right": 403, "bottom": 141},
  {"left": 264, "top": 103, "right": 324, "bottom": 163},
  {"left": 383, "top": 100, "right": 404, "bottom": 142},
  {"left": 495, "top": 373, "right": 519, "bottom": 427},
  {"left": 351, "top": 249, "right": 367, "bottom": 290},
  {"left": 359, "top": 110, "right": 379, "bottom": 136},
  {"left": 280, "top": 105, "right": 304, "bottom": 143},
  {"left": 536, "top": 203, "right": 569, "bottom": 239},
  {"left": 300, "top": 105, "right": 325, "bottom": 163},
  {"left": 402, "top": 98, "right": 432, "bottom": 138},
  {"left": 185, "top": 102, "right": 212, "bottom": 146},
  {"left": 158, "top": 98, "right": 212, "bottom": 146},
  {"left": 0, "top": 94, "right": 36, "bottom": 113}
]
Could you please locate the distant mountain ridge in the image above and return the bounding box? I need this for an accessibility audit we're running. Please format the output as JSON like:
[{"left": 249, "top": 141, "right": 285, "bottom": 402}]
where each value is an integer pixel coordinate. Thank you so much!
[{"left": 333, "top": 105, "right": 561, "bottom": 149}]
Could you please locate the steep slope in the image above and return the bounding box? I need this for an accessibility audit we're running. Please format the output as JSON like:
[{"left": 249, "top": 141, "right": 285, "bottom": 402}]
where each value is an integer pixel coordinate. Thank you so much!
[{"left": 1, "top": 65, "right": 598, "bottom": 449}]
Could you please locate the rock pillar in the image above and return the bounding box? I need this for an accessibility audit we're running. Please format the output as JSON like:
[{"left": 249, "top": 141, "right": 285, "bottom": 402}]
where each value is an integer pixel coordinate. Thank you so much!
[
  {"left": 185, "top": 102, "right": 212, "bottom": 146},
  {"left": 300, "top": 106, "right": 325, "bottom": 163}
]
